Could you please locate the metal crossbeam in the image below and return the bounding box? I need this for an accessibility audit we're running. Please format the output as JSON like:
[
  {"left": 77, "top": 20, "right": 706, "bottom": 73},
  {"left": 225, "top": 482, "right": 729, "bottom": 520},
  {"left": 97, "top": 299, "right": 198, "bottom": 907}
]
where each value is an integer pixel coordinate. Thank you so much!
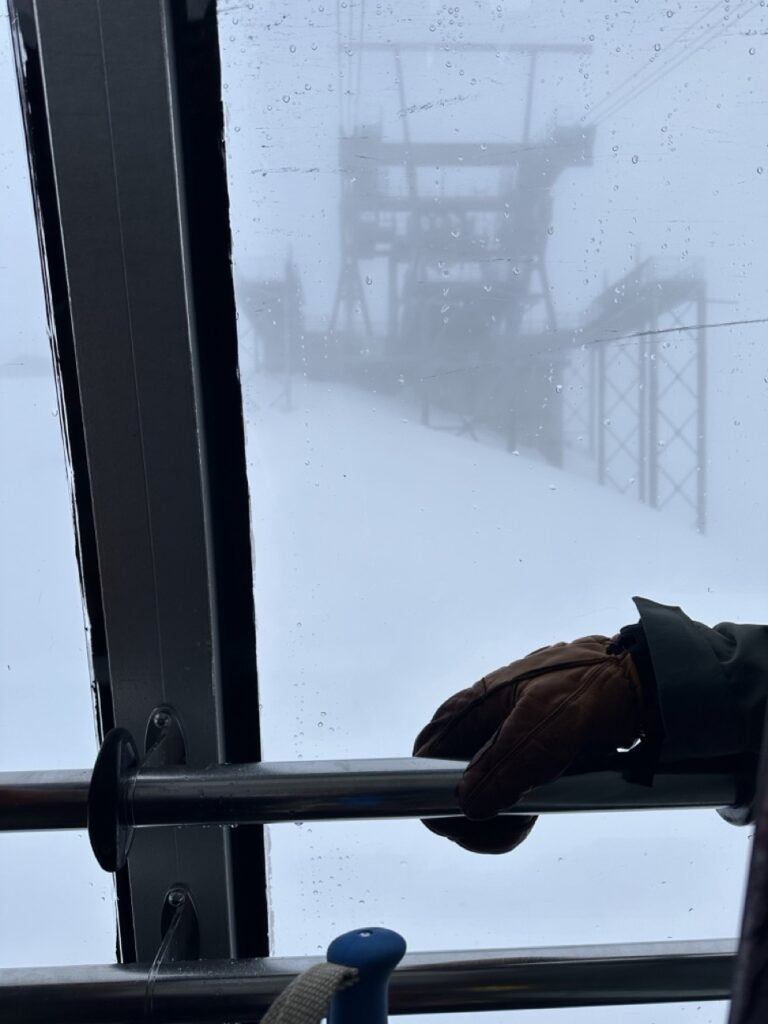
[
  {"left": 0, "top": 757, "right": 749, "bottom": 833},
  {"left": 0, "top": 939, "right": 736, "bottom": 1023}
]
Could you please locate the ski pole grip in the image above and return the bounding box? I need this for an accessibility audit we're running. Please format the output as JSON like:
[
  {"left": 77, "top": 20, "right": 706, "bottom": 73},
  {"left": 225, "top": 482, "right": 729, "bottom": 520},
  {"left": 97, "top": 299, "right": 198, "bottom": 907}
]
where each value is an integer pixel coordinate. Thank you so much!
[{"left": 327, "top": 927, "right": 406, "bottom": 1024}]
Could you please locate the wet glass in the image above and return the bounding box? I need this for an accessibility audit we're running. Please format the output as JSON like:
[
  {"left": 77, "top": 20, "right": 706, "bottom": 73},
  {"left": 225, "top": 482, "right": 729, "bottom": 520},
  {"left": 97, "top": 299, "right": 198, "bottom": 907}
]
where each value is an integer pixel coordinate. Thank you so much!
[
  {"left": 0, "top": 14, "right": 115, "bottom": 966},
  {"left": 218, "top": 2, "right": 765, "bottom": 1019}
]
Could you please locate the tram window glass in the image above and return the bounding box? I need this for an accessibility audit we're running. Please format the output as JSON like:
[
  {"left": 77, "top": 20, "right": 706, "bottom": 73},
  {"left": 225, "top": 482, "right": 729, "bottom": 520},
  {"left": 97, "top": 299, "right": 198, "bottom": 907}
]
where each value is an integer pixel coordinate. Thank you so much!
[
  {"left": 218, "top": 1, "right": 764, "bottom": 1019},
  {"left": 0, "top": 14, "right": 115, "bottom": 967}
]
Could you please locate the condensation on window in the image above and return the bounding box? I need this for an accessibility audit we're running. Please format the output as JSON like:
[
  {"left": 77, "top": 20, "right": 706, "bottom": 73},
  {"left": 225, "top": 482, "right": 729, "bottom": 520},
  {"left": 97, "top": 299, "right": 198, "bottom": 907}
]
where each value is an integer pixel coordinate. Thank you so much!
[
  {"left": 0, "top": 13, "right": 115, "bottom": 967},
  {"left": 219, "top": 2, "right": 764, "bottom": 1019}
]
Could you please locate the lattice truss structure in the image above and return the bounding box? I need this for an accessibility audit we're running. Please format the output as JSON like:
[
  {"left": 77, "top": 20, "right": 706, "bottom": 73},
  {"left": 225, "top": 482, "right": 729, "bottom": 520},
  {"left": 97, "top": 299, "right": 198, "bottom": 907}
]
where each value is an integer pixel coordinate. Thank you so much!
[
  {"left": 562, "top": 261, "right": 707, "bottom": 531},
  {"left": 243, "top": 11, "right": 710, "bottom": 534}
]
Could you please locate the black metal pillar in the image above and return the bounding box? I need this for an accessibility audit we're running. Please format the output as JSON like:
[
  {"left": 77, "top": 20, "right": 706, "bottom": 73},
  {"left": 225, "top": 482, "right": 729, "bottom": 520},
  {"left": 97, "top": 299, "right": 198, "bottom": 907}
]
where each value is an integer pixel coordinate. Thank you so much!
[{"left": 7, "top": 0, "right": 268, "bottom": 961}]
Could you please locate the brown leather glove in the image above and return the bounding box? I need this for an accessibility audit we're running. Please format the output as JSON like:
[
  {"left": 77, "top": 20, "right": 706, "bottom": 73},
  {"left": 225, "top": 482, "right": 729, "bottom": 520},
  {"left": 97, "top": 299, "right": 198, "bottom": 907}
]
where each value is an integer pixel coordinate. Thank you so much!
[{"left": 413, "top": 634, "right": 648, "bottom": 854}]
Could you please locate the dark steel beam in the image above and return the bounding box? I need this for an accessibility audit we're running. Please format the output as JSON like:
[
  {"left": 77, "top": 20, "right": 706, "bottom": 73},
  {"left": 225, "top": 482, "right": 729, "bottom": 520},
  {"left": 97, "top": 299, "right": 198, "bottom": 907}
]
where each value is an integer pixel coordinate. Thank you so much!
[{"left": 0, "top": 939, "right": 735, "bottom": 1023}]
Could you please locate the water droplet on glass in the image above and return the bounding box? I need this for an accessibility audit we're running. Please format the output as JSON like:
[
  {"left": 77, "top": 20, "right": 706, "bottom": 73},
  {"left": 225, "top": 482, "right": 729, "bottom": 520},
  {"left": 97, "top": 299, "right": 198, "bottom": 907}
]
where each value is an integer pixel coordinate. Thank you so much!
[
  {"left": 632, "top": 154, "right": 639, "bottom": 164},
  {"left": 365, "top": 275, "right": 373, "bottom": 285},
  {"left": 654, "top": 42, "right": 661, "bottom": 51},
  {"left": 289, "top": 44, "right": 296, "bottom": 53}
]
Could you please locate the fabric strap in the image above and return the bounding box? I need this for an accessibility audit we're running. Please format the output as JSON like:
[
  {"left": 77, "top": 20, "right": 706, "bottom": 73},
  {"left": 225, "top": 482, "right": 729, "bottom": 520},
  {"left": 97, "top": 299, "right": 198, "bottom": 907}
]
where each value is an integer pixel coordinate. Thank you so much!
[{"left": 261, "top": 962, "right": 359, "bottom": 1024}]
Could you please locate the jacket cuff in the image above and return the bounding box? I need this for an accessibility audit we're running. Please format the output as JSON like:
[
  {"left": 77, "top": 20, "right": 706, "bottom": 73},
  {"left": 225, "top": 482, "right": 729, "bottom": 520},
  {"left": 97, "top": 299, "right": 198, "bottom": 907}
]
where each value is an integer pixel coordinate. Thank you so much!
[{"left": 632, "top": 596, "right": 744, "bottom": 762}]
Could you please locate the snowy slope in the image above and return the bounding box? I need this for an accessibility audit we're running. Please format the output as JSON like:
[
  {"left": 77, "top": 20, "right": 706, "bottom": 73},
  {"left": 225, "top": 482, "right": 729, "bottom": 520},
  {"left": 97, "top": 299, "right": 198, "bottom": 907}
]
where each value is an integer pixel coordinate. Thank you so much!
[{"left": 243, "top": 368, "right": 760, "bottom": 1024}]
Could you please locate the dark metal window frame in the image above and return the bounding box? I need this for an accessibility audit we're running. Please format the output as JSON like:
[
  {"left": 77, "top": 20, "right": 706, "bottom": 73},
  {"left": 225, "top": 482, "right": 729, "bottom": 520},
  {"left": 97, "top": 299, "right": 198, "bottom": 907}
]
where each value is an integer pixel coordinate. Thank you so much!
[{"left": 7, "top": 0, "right": 267, "bottom": 961}]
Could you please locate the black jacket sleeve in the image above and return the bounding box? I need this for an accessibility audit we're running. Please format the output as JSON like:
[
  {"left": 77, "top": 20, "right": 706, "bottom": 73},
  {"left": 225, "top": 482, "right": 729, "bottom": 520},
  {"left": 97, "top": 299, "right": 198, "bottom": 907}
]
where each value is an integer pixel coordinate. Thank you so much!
[{"left": 633, "top": 596, "right": 768, "bottom": 763}]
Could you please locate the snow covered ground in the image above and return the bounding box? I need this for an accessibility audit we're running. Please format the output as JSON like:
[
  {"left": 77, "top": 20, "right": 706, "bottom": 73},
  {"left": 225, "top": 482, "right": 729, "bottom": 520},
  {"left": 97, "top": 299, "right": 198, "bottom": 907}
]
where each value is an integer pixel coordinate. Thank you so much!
[{"left": 242, "top": 366, "right": 762, "bottom": 1024}]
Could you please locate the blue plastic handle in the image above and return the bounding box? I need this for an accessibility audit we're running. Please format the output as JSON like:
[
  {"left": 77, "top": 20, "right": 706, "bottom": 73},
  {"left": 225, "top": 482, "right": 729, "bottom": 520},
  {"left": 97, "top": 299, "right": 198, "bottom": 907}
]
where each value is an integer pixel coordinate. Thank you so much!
[{"left": 327, "top": 927, "right": 406, "bottom": 1024}]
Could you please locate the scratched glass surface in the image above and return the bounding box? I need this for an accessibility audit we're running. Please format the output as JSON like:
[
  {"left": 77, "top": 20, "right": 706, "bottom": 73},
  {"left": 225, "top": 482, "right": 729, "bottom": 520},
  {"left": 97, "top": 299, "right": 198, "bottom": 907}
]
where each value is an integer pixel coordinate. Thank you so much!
[
  {"left": 219, "top": 2, "right": 764, "bottom": 1017},
  {"left": 0, "top": 14, "right": 116, "bottom": 966}
]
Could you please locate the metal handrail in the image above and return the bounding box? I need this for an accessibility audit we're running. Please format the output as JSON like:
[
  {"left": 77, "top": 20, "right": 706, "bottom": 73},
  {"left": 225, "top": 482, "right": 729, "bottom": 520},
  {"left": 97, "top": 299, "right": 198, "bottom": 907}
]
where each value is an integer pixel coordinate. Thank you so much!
[
  {"left": 0, "top": 938, "right": 736, "bottom": 1023},
  {"left": 0, "top": 757, "right": 747, "bottom": 832}
]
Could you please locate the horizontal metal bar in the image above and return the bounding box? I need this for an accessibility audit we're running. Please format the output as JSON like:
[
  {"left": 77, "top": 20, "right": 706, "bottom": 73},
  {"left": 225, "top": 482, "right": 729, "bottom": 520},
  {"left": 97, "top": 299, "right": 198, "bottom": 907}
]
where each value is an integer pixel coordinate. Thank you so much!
[
  {"left": 341, "top": 141, "right": 567, "bottom": 167},
  {"left": 0, "top": 758, "right": 745, "bottom": 832},
  {"left": 0, "top": 770, "right": 91, "bottom": 830},
  {"left": 0, "top": 939, "right": 736, "bottom": 1022},
  {"left": 356, "top": 42, "right": 592, "bottom": 54}
]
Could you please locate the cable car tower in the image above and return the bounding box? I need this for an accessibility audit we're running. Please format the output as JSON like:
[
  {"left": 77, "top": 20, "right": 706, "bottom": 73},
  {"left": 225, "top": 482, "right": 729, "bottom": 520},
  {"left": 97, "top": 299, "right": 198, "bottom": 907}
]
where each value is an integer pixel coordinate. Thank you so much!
[{"left": 327, "top": 6, "right": 708, "bottom": 530}]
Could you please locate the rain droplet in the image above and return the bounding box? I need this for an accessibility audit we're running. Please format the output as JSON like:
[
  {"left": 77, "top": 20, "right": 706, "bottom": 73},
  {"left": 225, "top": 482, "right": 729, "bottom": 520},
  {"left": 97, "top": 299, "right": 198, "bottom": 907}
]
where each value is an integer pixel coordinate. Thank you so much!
[
  {"left": 289, "top": 44, "right": 296, "bottom": 53},
  {"left": 632, "top": 154, "right": 639, "bottom": 164},
  {"left": 282, "top": 94, "right": 291, "bottom": 103},
  {"left": 365, "top": 275, "right": 373, "bottom": 285}
]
